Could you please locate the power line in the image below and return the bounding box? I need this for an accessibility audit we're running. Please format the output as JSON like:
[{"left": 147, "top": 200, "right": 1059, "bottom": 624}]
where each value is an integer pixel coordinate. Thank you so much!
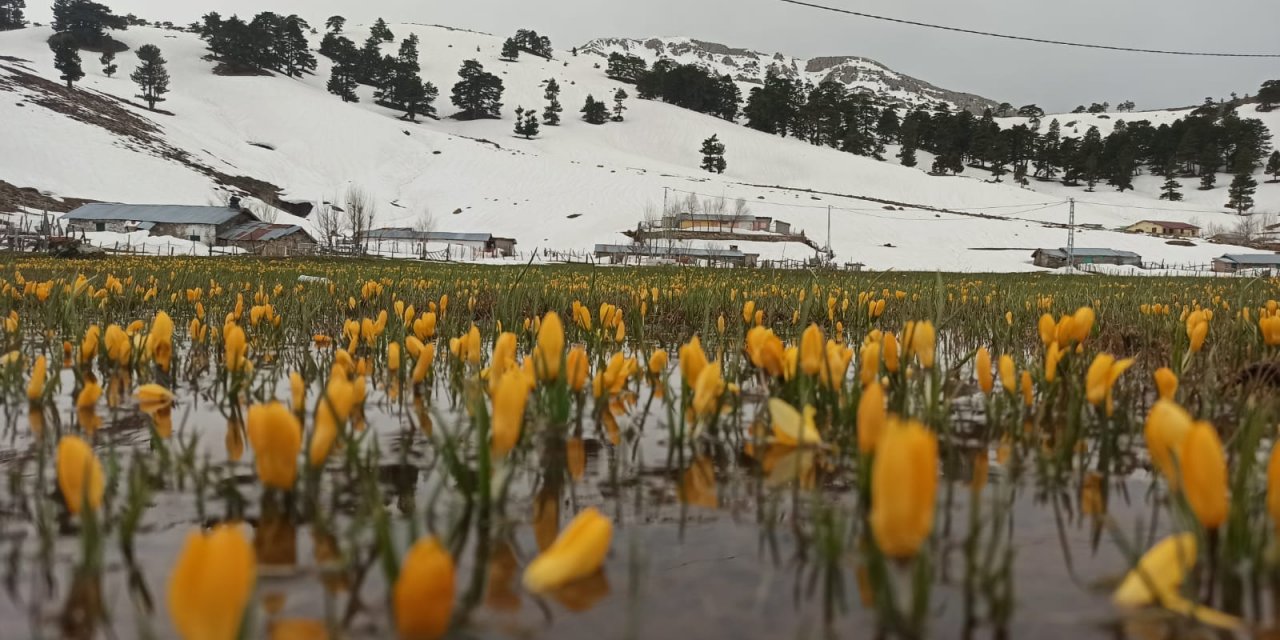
[{"left": 778, "top": 0, "right": 1280, "bottom": 58}]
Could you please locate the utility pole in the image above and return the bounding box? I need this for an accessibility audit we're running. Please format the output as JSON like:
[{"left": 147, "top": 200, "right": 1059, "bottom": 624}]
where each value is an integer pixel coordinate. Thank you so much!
[
  {"left": 1067, "top": 198, "right": 1076, "bottom": 267},
  {"left": 826, "top": 205, "right": 832, "bottom": 261}
]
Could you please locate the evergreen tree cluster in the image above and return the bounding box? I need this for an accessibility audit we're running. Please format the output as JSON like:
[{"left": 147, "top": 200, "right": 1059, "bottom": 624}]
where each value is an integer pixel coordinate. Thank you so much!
[
  {"left": 320, "top": 22, "right": 438, "bottom": 120},
  {"left": 740, "top": 79, "right": 1273, "bottom": 198},
  {"left": 372, "top": 33, "right": 437, "bottom": 121},
  {"left": 744, "top": 73, "right": 895, "bottom": 159},
  {"left": 513, "top": 106, "right": 539, "bottom": 138},
  {"left": 0, "top": 0, "right": 25, "bottom": 31},
  {"left": 605, "top": 53, "right": 647, "bottom": 83},
  {"left": 198, "top": 12, "right": 316, "bottom": 77},
  {"left": 628, "top": 58, "right": 739, "bottom": 121},
  {"left": 580, "top": 94, "right": 608, "bottom": 125},
  {"left": 51, "top": 0, "right": 126, "bottom": 48},
  {"left": 1260, "top": 80, "right": 1280, "bottom": 112},
  {"left": 510, "top": 29, "right": 551, "bottom": 58}
]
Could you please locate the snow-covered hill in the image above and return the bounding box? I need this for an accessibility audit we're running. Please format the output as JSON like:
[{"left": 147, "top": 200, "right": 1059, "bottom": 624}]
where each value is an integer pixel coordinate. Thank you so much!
[
  {"left": 0, "top": 22, "right": 1270, "bottom": 271},
  {"left": 578, "top": 36, "right": 1000, "bottom": 114}
]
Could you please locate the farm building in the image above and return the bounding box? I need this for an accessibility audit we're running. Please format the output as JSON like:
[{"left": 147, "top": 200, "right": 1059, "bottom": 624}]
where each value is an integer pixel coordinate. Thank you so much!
[
  {"left": 1124, "top": 220, "right": 1201, "bottom": 237},
  {"left": 1031, "top": 248, "right": 1143, "bottom": 269},
  {"left": 594, "top": 243, "right": 758, "bottom": 267},
  {"left": 62, "top": 201, "right": 316, "bottom": 255},
  {"left": 217, "top": 221, "right": 316, "bottom": 256},
  {"left": 63, "top": 202, "right": 252, "bottom": 245},
  {"left": 660, "top": 213, "right": 787, "bottom": 234},
  {"left": 366, "top": 228, "right": 517, "bottom": 257},
  {"left": 1212, "top": 253, "right": 1280, "bottom": 273}
]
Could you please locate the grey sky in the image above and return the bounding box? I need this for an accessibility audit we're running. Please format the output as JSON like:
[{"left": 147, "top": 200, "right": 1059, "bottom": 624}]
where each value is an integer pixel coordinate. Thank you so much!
[{"left": 31, "top": 0, "right": 1280, "bottom": 112}]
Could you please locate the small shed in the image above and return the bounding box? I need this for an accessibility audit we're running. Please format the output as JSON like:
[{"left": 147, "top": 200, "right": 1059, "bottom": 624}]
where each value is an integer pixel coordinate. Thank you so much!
[
  {"left": 217, "top": 221, "right": 316, "bottom": 256},
  {"left": 1212, "top": 253, "right": 1280, "bottom": 273},
  {"left": 1124, "top": 220, "right": 1200, "bottom": 237},
  {"left": 1032, "top": 248, "right": 1143, "bottom": 269}
]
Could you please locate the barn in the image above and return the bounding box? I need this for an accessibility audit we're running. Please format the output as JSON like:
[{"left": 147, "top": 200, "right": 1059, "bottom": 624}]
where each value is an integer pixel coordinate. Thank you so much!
[
  {"left": 62, "top": 201, "right": 316, "bottom": 255},
  {"left": 1032, "top": 248, "right": 1143, "bottom": 269},
  {"left": 63, "top": 202, "right": 251, "bottom": 245},
  {"left": 217, "top": 221, "right": 316, "bottom": 256},
  {"left": 1212, "top": 253, "right": 1280, "bottom": 273}
]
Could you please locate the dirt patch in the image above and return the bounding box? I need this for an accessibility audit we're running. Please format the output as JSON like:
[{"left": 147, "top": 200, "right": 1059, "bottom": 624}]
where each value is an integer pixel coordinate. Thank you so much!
[
  {"left": 0, "top": 61, "right": 163, "bottom": 146},
  {"left": 0, "top": 180, "right": 97, "bottom": 214},
  {"left": 211, "top": 64, "right": 273, "bottom": 77}
]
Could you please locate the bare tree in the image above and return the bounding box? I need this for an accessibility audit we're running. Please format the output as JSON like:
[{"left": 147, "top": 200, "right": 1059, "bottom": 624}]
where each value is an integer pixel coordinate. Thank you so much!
[
  {"left": 412, "top": 208, "right": 436, "bottom": 257},
  {"left": 251, "top": 201, "right": 279, "bottom": 224},
  {"left": 313, "top": 200, "right": 344, "bottom": 251},
  {"left": 344, "top": 185, "right": 375, "bottom": 255}
]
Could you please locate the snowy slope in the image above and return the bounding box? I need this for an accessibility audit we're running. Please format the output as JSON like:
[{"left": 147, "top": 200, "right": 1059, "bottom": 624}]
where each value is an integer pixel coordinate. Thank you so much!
[
  {"left": 0, "top": 23, "right": 1266, "bottom": 271},
  {"left": 578, "top": 36, "right": 1000, "bottom": 114}
]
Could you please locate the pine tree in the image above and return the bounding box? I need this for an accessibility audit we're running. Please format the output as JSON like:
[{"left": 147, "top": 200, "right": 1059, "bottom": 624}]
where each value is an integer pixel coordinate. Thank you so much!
[
  {"left": 0, "top": 0, "right": 26, "bottom": 31},
  {"left": 580, "top": 95, "right": 607, "bottom": 125},
  {"left": 1266, "top": 150, "right": 1280, "bottom": 183},
  {"left": 1226, "top": 160, "right": 1258, "bottom": 214},
  {"left": 1159, "top": 176, "right": 1184, "bottom": 201},
  {"left": 327, "top": 56, "right": 360, "bottom": 102},
  {"left": 513, "top": 106, "right": 539, "bottom": 139},
  {"left": 130, "top": 44, "right": 169, "bottom": 110},
  {"left": 450, "top": 59, "right": 504, "bottom": 119},
  {"left": 700, "top": 135, "right": 726, "bottom": 174},
  {"left": 324, "top": 15, "right": 345, "bottom": 33},
  {"left": 612, "top": 88, "right": 627, "bottom": 122},
  {"left": 542, "top": 78, "right": 562, "bottom": 125},
  {"left": 356, "top": 36, "right": 390, "bottom": 86},
  {"left": 524, "top": 110, "right": 539, "bottom": 138},
  {"left": 50, "top": 37, "right": 83, "bottom": 88},
  {"left": 1198, "top": 141, "right": 1220, "bottom": 190},
  {"left": 99, "top": 49, "right": 115, "bottom": 77},
  {"left": 500, "top": 37, "right": 519, "bottom": 61},
  {"left": 370, "top": 18, "right": 393, "bottom": 42}
]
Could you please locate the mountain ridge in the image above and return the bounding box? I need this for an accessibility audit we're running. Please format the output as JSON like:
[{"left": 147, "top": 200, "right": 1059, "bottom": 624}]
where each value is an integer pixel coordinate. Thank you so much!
[{"left": 578, "top": 35, "right": 1001, "bottom": 113}]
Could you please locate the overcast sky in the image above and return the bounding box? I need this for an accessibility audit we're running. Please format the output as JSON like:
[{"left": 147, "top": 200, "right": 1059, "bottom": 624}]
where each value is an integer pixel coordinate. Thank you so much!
[{"left": 31, "top": 0, "right": 1280, "bottom": 112}]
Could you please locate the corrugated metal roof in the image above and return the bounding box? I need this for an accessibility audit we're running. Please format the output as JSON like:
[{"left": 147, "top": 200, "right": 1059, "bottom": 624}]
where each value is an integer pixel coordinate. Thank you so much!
[
  {"left": 1220, "top": 254, "right": 1280, "bottom": 265},
  {"left": 217, "top": 221, "right": 312, "bottom": 242},
  {"left": 594, "top": 244, "right": 748, "bottom": 259},
  {"left": 367, "top": 228, "right": 497, "bottom": 243},
  {"left": 1036, "top": 248, "right": 1140, "bottom": 259},
  {"left": 65, "top": 203, "right": 244, "bottom": 225}
]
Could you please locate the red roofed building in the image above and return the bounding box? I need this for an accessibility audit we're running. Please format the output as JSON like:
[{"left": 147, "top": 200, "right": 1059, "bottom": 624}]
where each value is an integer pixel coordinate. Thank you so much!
[{"left": 1124, "top": 220, "right": 1200, "bottom": 237}]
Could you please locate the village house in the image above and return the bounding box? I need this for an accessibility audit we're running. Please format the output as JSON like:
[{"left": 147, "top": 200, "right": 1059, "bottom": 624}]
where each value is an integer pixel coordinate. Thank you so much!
[
  {"left": 62, "top": 200, "right": 317, "bottom": 255},
  {"left": 1123, "top": 220, "right": 1201, "bottom": 238},
  {"left": 366, "top": 228, "right": 517, "bottom": 257},
  {"left": 1212, "top": 253, "right": 1280, "bottom": 273},
  {"left": 1031, "top": 248, "right": 1143, "bottom": 269}
]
